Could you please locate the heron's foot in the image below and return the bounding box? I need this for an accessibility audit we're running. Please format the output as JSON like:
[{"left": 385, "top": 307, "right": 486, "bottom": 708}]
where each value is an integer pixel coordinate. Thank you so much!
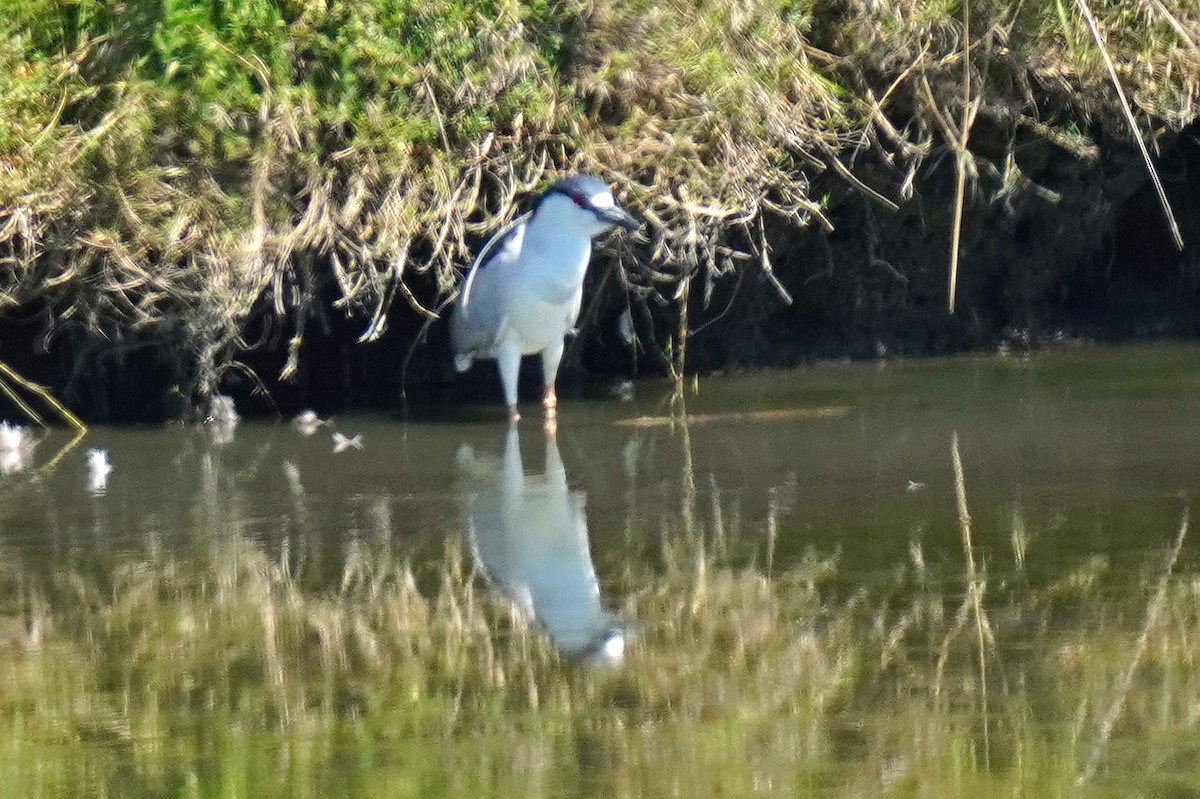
[
  {"left": 542, "top": 387, "right": 558, "bottom": 414},
  {"left": 543, "top": 414, "right": 557, "bottom": 438},
  {"left": 508, "top": 405, "right": 521, "bottom": 423}
]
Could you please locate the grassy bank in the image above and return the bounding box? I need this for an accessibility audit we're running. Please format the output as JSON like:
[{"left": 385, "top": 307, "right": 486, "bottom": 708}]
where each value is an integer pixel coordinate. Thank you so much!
[{"left": 1, "top": 1, "right": 1198, "bottom": 414}]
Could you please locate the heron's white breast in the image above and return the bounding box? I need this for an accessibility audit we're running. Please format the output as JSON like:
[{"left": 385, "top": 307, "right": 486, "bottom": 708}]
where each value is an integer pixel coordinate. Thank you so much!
[
  {"left": 504, "top": 286, "right": 582, "bottom": 354},
  {"left": 517, "top": 223, "right": 593, "bottom": 305},
  {"left": 498, "top": 217, "right": 592, "bottom": 353}
]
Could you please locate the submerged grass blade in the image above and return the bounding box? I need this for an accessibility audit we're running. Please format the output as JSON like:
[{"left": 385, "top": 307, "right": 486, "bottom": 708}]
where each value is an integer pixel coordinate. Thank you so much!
[
  {"left": 951, "top": 430, "right": 990, "bottom": 757},
  {"left": 1078, "top": 508, "right": 1190, "bottom": 785},
  {"left": 1, "top": 475, "right": 1199, "bottom": 795}
]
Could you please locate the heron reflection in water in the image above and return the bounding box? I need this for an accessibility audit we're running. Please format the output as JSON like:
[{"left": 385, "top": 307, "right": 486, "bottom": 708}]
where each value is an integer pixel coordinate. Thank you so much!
[{"left": 457, "top": 426, "right": 625, "bottom": 666}]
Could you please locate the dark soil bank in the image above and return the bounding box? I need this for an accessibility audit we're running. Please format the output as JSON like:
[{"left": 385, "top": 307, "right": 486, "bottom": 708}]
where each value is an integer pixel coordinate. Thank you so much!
[
  {"left": 669, "top": 120, "right": 1200, "bottom": 371},
  {"left": 3, "top": 118, "right": 1198, "bottom": 423}
]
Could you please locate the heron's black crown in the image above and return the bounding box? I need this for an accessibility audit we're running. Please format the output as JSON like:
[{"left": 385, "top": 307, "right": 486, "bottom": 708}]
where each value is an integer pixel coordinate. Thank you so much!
[{"left": 539, "top": 174, "right": 611, "bottom": 212}]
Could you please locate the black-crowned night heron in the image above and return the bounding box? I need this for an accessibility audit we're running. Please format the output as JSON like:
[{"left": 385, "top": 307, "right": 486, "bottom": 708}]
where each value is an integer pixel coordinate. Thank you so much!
[
  {"left": 450, "top": 174, "right": 638, "bottom": 422},
  {"left": 457, "top": 426, "right": 625, "bottom": 665}
]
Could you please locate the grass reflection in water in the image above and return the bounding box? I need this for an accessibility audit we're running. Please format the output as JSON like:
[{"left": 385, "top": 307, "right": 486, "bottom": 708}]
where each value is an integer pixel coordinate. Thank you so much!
[
  {"left": 3, "top": 347, "right": 1200, "bottom": 797},
  {"left": 0, "top": 490, "right": 1196, "bottom": 796}
]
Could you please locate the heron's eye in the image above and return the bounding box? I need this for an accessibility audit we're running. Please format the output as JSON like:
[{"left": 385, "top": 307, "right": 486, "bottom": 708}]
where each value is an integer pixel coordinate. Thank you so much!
[{"left": 568, "top": 193, "right": 589, "bottom": 209}]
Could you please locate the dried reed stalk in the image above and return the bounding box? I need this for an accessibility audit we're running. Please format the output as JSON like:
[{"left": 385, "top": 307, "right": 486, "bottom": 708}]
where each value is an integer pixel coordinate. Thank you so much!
[
  {"left": 948, "top": 0, "right": 980, "bottom": 314},
  {"left": 1073, "top": 0, "right": 1184, "bottom": 250},
  {"left": 0, "top": 359, "right": 86, "bottom": 432}
]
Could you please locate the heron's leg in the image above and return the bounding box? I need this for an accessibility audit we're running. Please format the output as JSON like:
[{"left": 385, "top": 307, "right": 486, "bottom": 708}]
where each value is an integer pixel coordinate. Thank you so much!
[
  {"left": 497, "top": 341, "right": 522, "bottom": 422},
  {"left": 501, "top": 424, "right": 523, "bottom": 499},
  {"left": 540, "top": 338, "right": 565, "bottom": 416},
  {"left": 543, "top": 424, "right": 565, "bottom": 489}
]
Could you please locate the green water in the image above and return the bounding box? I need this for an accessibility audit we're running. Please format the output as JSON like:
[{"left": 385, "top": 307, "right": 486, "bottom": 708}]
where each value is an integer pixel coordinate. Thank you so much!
[{"left": 1, "top": 344, "right": 1199, "bottom": 797}]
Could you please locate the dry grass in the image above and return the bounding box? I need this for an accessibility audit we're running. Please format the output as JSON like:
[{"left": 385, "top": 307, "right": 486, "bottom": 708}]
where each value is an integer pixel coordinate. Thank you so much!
[{"left": 0, "top": 0, "right": 1197, "bottom": 406}]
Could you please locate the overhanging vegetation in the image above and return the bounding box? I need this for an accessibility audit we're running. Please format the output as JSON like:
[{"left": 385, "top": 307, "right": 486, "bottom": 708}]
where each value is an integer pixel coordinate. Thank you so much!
[{"left": 0, "top": 0, "right": 1196, "bottom": 412}]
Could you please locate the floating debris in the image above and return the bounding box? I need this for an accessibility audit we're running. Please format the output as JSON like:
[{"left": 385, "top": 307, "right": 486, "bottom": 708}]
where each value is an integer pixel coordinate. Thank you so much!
[
  {"left": 207, "top": 395, "right": 239, "bottom": 425},
  {"left": 615, "top": 406, "right": 850, "bottom": 428},
  {"left": 206, "top": 395, "right": 239, "bottom": 445},
  {"left": 906, "top": 479, "right": 926, "bottom": 493},
  {"left": 293, "top": 409, "right": 326, "bottom": 436},
  {"left": 0, "top": 421, "right": 34, "bottom": 453},
  {"left": 0, "top": 421, "right": 36, "bottom": 475},
  {"left": 332, "top": 432, "right": 364, "bottom": 453},
  {"left": 86, "top": 448, "right": 113, "bottom": 496},
  {"left": 611, "top": 380, "right": 635, "bottom": 402}
]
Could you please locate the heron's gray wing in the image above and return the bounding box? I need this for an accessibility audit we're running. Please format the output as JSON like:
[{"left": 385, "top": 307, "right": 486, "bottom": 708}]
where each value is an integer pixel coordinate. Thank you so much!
[
  {"left": 460, "top": 212, "right": 530, "bottom": 308},
  {"left": 451, "top": 213, "right": 530, "bottom": 356}
]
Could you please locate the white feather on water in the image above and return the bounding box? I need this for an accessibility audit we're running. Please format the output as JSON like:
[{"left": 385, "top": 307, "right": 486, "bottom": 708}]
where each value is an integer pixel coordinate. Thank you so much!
[
  {"left": 0, "top": 421, "right": 36, "bottom": 475},
  {"left": 86, "top": 448, "right": 113, "bottom": 496}
]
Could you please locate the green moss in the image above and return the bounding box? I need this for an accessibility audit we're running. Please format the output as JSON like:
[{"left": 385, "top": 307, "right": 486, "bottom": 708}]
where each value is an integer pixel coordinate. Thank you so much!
[{"left": 0, "top": 0, "right": 1195, "bottom": 404}]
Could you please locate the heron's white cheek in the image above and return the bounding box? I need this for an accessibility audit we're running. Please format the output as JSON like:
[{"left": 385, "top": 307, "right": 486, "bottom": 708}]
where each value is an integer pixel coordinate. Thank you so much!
[{"left": 588, "top": 191, "right": 615, "bottom": 210}]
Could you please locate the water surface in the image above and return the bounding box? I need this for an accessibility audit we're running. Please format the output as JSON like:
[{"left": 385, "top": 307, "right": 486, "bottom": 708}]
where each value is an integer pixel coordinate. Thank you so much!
[{"left": 1, "top": 344, "right": 1199, "bottom": 796}]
